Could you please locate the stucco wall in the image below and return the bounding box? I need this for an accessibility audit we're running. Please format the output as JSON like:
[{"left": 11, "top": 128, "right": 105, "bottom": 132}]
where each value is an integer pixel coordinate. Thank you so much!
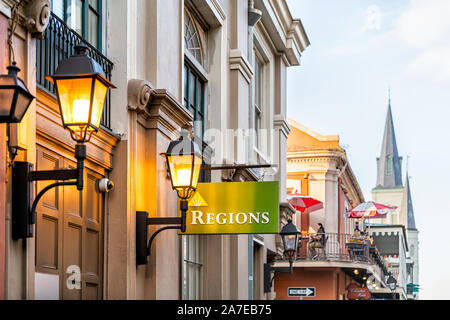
[{"left": 274, "top": 267, "right": 351, "bottom": 300}]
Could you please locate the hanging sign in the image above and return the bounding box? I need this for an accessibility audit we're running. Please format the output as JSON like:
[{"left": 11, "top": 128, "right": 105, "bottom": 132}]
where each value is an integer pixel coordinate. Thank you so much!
[
  {"left": 178, "top": 181, "right": 279, "bottom": 235},
  {"left": 347, "top": 283, "right": 371, "bottom": 300}
]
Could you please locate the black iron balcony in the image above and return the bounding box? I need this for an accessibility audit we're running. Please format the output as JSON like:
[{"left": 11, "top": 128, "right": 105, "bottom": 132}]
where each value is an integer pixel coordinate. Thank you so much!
[
  {"left": 36, "top": 12, "right": 113, "bottom": 129},
  {"left": 296, "top": 232, "right": 388, "bottom": 274}
]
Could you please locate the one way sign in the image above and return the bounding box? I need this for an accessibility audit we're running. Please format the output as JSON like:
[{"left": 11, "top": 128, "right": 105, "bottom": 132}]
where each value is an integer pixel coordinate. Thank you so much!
[{"left": 288, "top": 287, "right": 316, "bottom": 297}]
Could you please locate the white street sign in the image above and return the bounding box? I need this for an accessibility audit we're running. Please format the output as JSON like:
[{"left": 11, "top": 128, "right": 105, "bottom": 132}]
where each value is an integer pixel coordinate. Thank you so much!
[{"left": 288, "top": 287, "right": 316, "bottom": 297}]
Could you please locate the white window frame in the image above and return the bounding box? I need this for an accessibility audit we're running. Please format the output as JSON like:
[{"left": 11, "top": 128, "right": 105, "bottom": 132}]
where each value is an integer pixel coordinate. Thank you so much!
[{"left": 252, "top": 31, "right": 273, "bottom": 164}]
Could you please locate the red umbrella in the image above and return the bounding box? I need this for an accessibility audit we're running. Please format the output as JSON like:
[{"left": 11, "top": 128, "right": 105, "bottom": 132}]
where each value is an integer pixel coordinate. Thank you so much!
[
  {"left": 287, "top": 194, "right": 324, "bottom": 213},
  {"left": 345, "top": 201, "right": 397, "bottom": 219}
]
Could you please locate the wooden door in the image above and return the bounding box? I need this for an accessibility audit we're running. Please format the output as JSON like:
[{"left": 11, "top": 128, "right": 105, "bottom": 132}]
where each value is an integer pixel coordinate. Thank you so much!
[{"left": 35, "top": 146, "right": 103, "bottom": 300}]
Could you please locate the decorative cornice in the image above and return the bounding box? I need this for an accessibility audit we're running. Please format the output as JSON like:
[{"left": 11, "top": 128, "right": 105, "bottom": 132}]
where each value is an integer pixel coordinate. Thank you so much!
[
  {"left": 255, "top": 0, "right": 310, "bottom": 67},
  {"left": 229, "top": 49, "right": 254, "bottom": 84}
]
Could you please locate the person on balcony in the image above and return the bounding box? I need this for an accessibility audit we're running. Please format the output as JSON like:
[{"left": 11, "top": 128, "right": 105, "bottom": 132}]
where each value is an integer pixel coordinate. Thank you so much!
[
  {"left": 351, "top": 226, "right": 364, "bottom": 241},
  {"left": 308, "top": 223, "right": 326, "bottom": 259}
]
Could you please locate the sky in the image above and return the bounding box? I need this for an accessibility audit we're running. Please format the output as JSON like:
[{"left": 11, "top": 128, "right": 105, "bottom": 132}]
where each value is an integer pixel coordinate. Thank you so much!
[{"left": 286, "top": 0, "right": 450, "bottom": 300}]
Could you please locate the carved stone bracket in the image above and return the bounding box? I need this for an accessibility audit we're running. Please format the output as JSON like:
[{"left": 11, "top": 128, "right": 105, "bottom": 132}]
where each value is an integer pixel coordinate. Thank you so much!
[
  {"left": 24, "top": 0, "right": 51, "bottom": 39},
  {"left": 127, "top": 79, "right": 193, "bottom": 140},
  {"left": 127, "top": 79, "right": 154, "bottom": 114}
]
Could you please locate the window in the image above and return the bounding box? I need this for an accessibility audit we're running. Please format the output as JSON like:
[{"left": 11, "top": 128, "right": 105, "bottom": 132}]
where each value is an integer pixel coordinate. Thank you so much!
[
  {"left": 184, "top": 8, "right": 206, "bottom": 66},
  {"left": 254, "top": 55, "right": 263, "bottom": 149},
  {"left": 51, "top": 0, "right": 103, "bottom": 50},
  {"left": 386, "top": 155, "right": 393, "bottom": 175},
  {"left": 183, "top": 7, "right": 207, "bottom": 142},
  {"left": 184, "top": 64, "right": 205, "bottom": 141},
  {"left": 183, "top": 235, "right": 202, "bottom": 300}
]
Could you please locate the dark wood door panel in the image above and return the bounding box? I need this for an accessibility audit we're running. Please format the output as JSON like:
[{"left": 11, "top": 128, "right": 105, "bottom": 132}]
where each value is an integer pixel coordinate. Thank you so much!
[
  {"left": 35, "top": 148, "right": 63, "bottom": 277},
  {"left": 36, "top": 146, "right": 104, "bottom": 300}
]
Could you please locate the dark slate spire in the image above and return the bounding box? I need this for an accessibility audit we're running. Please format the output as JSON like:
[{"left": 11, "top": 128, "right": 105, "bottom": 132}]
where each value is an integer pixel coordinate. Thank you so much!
[
  {"left": 376, "top": 95, "right": 403, "bottom": 188},
  {"left": 405, "top": 173, "right": 417, "bottom": 230}
]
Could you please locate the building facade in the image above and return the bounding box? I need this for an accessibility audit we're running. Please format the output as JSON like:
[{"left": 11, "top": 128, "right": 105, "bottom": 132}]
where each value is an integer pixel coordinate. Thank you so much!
[
  {"left": 0, "top": 0, "right": 309, "bottom": 300},
  {"left": 274, "top": 119, "right": 388, "bottom": 300}
]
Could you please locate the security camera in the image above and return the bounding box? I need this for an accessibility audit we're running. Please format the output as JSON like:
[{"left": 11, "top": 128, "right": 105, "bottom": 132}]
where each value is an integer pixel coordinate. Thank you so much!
[{"left": 97, "top": 178, "right": 115, "bottom": 193}]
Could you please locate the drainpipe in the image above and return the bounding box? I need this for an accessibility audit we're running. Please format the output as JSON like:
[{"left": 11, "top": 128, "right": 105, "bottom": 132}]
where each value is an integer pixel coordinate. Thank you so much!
[{"left": 247, "top": 0, "right": 262, "bottom": 300}]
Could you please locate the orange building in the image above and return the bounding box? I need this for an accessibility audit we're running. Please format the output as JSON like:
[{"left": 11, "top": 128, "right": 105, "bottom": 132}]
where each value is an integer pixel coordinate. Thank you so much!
[{"left": 271, "top": 119, "right": 387, "bottom": 300}]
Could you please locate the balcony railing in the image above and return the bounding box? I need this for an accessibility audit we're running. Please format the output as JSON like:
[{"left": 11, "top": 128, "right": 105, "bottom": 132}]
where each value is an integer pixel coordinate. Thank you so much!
[
  {"left": 36, "top": 12, "right": 113, "bottom": 129},
  {"left": 296, "top": 233, "right": 388, "bottom": 275}
]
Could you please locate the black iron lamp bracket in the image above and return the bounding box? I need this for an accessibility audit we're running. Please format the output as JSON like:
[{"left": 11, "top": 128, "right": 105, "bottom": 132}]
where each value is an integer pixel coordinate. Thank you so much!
[
  {"left": 136, "top": 200, "right": 188, "bottom": 265},
  {"left": 12, "top": 143, "right": 86, "bottom": 240},
  {"left": 264, "top": 263, "right": 293, "bottom": 293}
]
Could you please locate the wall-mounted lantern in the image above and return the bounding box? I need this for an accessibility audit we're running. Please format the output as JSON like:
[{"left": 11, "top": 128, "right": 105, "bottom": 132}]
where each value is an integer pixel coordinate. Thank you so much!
[
  {"left": 12, "top": 44, "right": 115, "bottom": 240},
  {"left": 0, "top": 62, "right": 35, "bottom": 123},
  {"left": 136, "top": 130, "right": 202, "bottom": 265},
  {"left": 264, "top": 219, "right": 300, "bottom": 293},
  {"left": 387, "top": 272, "right": 397, "bottom": 292},
  {"left": 45, "top": 45, "right": 116, "bottom": 143}
]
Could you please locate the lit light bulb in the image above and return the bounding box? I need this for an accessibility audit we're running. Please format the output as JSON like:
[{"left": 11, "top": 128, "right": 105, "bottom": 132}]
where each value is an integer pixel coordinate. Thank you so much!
[
  {"left": 73, "top": 99, "right": 90, "bottom": 123},
  {"left": 176, "top": 169, "right": 191, "bottom": 186}
]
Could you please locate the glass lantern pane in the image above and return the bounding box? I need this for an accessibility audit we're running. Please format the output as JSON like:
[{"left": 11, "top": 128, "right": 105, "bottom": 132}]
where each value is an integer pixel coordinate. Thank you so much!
[
  {"left": 284, "top": 234, "right": 297, "bottom": 251},
  {"left": 0, "top": 77, "right": 16, "bottom": 86},
  {"left": 191, "top": 154, "right": 202, "bottom": 188},
  {"left": 168, "top": 154, "right": 194, "bottom": 188},
  {"left": 55, "top": 77, "right": 93, "bottom": 126},
  {"left": 91, "top": 79, "right": 107, "bottom": 128},
  {"left": 13, "top": 92, "right": 33, "bottom": 121},
  {"left": 0, "top": 87, "right": 15, "bottom": 116}
]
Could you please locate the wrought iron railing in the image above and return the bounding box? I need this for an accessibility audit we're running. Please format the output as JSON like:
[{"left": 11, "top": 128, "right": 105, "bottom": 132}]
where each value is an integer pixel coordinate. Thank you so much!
[
  {"left": 36, "top": 12, "right": 113, "bottom": 129},
  {"left": 296, "top": 233, "right": 388, "bottom": 274}
]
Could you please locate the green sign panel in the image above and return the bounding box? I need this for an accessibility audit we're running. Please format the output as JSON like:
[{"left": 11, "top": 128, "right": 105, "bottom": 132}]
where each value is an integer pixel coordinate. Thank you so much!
[{"left": 178, "top": 181, "right": 279, "bottom": 235}]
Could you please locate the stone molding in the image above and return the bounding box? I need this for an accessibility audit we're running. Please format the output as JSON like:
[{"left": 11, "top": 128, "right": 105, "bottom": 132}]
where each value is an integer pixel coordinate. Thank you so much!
[
  {"left": 190, "top": 0, "right": 225, "bottom": 28},
  {"left": 273, "top": 114, "right": 291, "bottom": 138},
  {"left": 229, "top": 49, "right": 254, "bottom": 84},
  {"left": 127, "top": 79, "right": 193, "bottom": 139},
  {"left": 288, "top": 149, "right": 365, "bottom": 204}
]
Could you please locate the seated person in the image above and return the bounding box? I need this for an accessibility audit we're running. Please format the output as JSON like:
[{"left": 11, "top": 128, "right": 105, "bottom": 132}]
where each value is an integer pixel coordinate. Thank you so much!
[
  {"left": 352, "top": 226, "right": 364, "bottom": 240},
  {"left": 308, "top": 223, "right": 326, "bottom": 258}
]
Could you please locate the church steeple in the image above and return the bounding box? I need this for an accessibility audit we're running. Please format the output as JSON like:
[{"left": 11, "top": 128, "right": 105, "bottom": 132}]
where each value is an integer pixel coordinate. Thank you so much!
[
  {"left": 376, "top": 94, "right": 403, "bottom": 188},
  {"left": 405, "top": 173, "right": 417, "bottom": 230}
]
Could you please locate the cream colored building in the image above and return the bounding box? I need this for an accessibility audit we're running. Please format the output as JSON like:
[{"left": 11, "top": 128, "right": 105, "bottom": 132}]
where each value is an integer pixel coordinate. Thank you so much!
[
  {"left": 0, "top": 0, "right": 309, "bottom": 300},
  {"left": 278, "top": 120, "right": 390, "bottom": 300}
]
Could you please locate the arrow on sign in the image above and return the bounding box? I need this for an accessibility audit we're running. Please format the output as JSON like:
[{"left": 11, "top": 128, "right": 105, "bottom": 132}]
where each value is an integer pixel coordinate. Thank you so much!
[{"left": 288, "top": 287, "right": 316, "bottom": 297}]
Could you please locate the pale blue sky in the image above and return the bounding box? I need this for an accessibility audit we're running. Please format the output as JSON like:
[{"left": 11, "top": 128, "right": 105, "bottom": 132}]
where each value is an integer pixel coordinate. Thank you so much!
[{"left": 286, "top": 0, "right": 450, "bottom": 300}]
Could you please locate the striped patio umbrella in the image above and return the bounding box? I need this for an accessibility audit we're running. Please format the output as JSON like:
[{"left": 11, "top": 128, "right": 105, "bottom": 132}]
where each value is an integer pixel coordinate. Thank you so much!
[
  {"left": 287, "top": 194, "right": 324, "bottom": 213},
  {"left": 345, "top": 201, "right": 397, "bottom": 219}
]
